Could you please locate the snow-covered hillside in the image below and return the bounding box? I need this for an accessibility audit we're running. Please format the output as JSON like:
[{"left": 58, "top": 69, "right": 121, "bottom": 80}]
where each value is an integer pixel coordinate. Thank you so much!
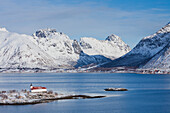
[
  {"left": 0, "top": 28, "right": 130, "bottom": 69},
  {"left": 80, "top": 34, "right": 131, "bottom": 59},
  {"left": 0, "top": 28, "right": 58, "bottom": 69},
  {"left": 32, "top": 29, "right": 79, "bottom": 68},
  {"left": 142, "top": 43, "right": 170, "bottom": 69},
  {"left": 102, "top": 22, "right": 170, "bottom": 68},
  {"left": 130, "top": 22, "right": 170, "bottom": 57},
  {"left": 75, "top": 52, "right": 111, "bottom": 68}
]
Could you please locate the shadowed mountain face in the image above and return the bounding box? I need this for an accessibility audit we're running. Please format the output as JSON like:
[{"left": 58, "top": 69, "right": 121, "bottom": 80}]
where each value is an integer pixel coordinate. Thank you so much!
[
  {"left": 75, "top": 52, "right": 112, "bottom": 68},
  {"left": 102, "top": 22, "right": 170, "bottom": 68}
]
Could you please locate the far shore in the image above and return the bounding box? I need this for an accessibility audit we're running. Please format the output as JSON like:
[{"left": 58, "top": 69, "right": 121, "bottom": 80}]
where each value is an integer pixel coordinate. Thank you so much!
[{"left": 0, "top": 68, "right": 169, "bottom": 75}]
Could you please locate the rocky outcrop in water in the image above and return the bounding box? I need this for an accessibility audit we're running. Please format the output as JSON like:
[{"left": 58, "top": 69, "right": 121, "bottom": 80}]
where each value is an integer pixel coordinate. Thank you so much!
[{"left": 0, "top": 90, "right": 105, "bottom": 105}]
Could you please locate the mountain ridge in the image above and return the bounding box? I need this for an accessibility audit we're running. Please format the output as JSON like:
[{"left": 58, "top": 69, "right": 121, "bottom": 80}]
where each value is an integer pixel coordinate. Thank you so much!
[
  {"left": 0, "top": 28, "right": 130, "bottom": 69},
  {"left": 101, "top": 22, "right": 170, "bottom": 69},
  {"left": 80, "top": 34, "right": 131, "bottom": 60}
]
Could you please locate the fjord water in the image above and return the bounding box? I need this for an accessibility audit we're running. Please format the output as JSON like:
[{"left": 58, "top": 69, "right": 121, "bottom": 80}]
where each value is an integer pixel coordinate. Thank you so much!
[{"left": 0, "top": 73, "right": 170, "bottom": 113}]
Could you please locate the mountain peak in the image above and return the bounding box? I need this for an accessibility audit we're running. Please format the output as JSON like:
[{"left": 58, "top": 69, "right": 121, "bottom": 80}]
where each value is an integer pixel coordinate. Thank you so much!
[
  {"left": 156, "top": 22, "right": 170, "bottom": 34},
  {"left": 102, "top": 22, "right": 170, "bottom": 68},
  {"left": 33, "top": 28, "right": 69, "bottom": 40},
  {"left": 34, "top": 28, "right": 57, "bottom": 38},
  {"left": 105, "top": 34, "right": 122, "bottom": 42},
  {"left": 33, "top": 28, "right": 64, "bottom": 37},
  {"left": 0, "top": 27, "right": 8, "bottom": 32}
]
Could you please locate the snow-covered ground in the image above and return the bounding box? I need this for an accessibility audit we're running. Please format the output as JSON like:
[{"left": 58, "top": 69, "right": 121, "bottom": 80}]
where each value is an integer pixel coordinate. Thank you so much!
[
  {"left": 0, "top": 90, "right": 61, "bottom": 104},
  {"left": 0, "top": 89, "right": 105, "bottom": 105}
]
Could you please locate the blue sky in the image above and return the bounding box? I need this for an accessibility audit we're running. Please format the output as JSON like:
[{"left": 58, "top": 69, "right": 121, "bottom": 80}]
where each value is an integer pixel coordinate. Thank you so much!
[{"left": 0, "top": 0, "right": 170, "bottom": 47}]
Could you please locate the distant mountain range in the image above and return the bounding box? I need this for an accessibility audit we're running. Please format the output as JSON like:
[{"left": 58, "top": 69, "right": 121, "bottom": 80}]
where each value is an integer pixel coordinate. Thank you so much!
[
  {"left": 102, "top": 22, "right": 170, "bottom": 70},
  {"left": 0, "top": 27, "right": 130, "bottom": 69},
  {"left": 0, "top": 22, "right": 169, "bottom": 71}
]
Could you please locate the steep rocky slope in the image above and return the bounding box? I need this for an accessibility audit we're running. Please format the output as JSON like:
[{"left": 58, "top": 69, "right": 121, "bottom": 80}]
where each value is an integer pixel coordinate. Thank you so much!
[
  {"left": 31, "top": 29, "right": 80, "bottom": 68},
  {"left": 80, "top": 34, "right": 131, "bottom": 60},
  {"left": 0, "top": 28, "right": 130, "bottom": 69},
  {"left": 0, "top": 28, "right": 58, "bottom": 69},
  {"left": 102, "top": 22, "right": 170, "bottom": 68},
  {"left": 142, "top": 43, "right": 170, "bottom": 69}
]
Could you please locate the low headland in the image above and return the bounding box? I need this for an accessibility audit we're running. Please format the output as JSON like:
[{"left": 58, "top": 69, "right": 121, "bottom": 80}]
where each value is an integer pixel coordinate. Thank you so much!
[{"left": 0, "top": 89, "right": 105, "bottom": 105}]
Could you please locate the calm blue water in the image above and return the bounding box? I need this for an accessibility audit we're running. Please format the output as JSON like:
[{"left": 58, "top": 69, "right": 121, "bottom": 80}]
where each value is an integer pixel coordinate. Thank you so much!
[{"left": 0, "top": 73, "right": 170, "bottom": 113}]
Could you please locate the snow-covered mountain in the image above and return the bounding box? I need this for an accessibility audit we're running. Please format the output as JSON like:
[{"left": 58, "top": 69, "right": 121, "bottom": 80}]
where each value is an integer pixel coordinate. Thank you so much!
[
  {"left": 103, "top": 22, "right": 170, "bottom": 68},
  {"left": 80, "top": 34, "right": 131, "bottom": 60},
  {"left": 75, "top": 52, "right": 111, "bottom": 68},
  {"left": 1, "top": 21, "right": 169, "bottom": 70},
  {"left": 31, "top": 29, "right": 80, "bottom": 68},
  {"left": 0, "top": 28, "right": 58, "bottom": 69},
  {"left": 142, "top": 42, "right": 170, "bottom": 69},
  {"left": 0, "top": 28, "right": 130, "bottom": 69}
]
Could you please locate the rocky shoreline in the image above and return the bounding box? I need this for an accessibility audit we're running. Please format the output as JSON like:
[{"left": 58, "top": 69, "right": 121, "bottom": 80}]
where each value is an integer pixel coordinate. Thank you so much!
[
  {"left": 104, "top": 88, "right": 128, "bottom": 91},
  {"left": 0, "top": 90, "right": 105, "bottom": 105}
]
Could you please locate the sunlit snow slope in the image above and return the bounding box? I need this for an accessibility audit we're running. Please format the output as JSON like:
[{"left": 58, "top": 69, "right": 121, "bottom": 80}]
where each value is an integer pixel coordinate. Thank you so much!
[
  {"left": 0, "top": 28, "right": 130, "bottom": 69},
  {"left": 80, "top": 34, "right": 131, "bottom": 60},
  {"left": 142, "top": 43, "right": 170, "bottom": 69}
]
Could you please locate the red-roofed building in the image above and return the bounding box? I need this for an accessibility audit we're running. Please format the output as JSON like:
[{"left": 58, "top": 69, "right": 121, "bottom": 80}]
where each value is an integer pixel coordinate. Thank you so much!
[{"left": 30, "top": 84, "right": 47, "bottom": 93}]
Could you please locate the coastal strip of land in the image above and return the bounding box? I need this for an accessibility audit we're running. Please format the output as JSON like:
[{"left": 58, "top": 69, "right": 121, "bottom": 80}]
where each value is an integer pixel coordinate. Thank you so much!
[{"left": 0, "top": 90, "right": 105, "bottom": 105}]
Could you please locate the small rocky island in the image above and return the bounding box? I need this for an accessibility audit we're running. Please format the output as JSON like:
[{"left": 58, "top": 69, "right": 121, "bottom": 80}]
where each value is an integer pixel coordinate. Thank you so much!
[
  {"left": 104, "top": 88, "right": 128, "bottom": 91},
  {"left": 0, "top": 89, "right": 105, "bottom": 105},
  {"left": 0, "top": 84, "right": 105, "bottom": 105}
]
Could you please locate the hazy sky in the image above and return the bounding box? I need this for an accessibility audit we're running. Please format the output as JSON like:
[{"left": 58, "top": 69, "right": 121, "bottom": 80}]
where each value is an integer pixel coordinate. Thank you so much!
[{"left": 0, "top": 0, "right": 170, "bottom": 47}]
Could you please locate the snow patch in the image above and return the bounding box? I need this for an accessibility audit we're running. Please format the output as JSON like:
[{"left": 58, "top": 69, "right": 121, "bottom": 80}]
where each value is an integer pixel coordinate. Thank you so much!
[{"left": 0, "top": 28, "right": 8, "bottom": 32}]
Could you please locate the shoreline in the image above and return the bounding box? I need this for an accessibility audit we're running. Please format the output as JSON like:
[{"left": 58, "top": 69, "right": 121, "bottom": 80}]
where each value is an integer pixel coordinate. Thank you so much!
[
  {"left": 0, "top": 95, "right": 106, "bottom": 105},
  {"left": 0, "top": 67, "right": 169, "bottom": 74},
  {"left": 0, "top": 71, "right": 169, "bottom": 75},
  {"left": 0, "top": 90, "right": 106, "bottom": 105}
]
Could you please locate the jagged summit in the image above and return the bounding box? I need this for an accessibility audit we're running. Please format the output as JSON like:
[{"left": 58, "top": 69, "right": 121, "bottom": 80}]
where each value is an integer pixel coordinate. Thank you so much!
[
  {"left": 80, "top": 35, "right": 131, "bottom": 60},
  {"left": 102, "top": 22, "right": 170, "bottom": 68},
  {"left": 0, "top": 27, "right": 8, "bottom": 32},
  {"left": 0, "top": 28, "right": 110, "bottom": 69},
  {"left": 105, "top": 34, "right": 122, "bottom": 42},
  {"left": 167, "top": 21, "right": 170, "bottom": 25},
  {"left": 33, "top": 28, "right": 69, "bottom": 40},
  {"left": 0, "top": 27, "right": 131, "bottom": 69},
  {"left": 105, "top": 34, "right": 131, "bottom": 54},
  {"left": 155, "top": 22, "right": 170, "bottom": 35},
  {"left": 34, "top": 28, "right": 57, "bottom": 38},
  {"left": 132, "top": 22, "right": 170, "bottom": 57}
]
